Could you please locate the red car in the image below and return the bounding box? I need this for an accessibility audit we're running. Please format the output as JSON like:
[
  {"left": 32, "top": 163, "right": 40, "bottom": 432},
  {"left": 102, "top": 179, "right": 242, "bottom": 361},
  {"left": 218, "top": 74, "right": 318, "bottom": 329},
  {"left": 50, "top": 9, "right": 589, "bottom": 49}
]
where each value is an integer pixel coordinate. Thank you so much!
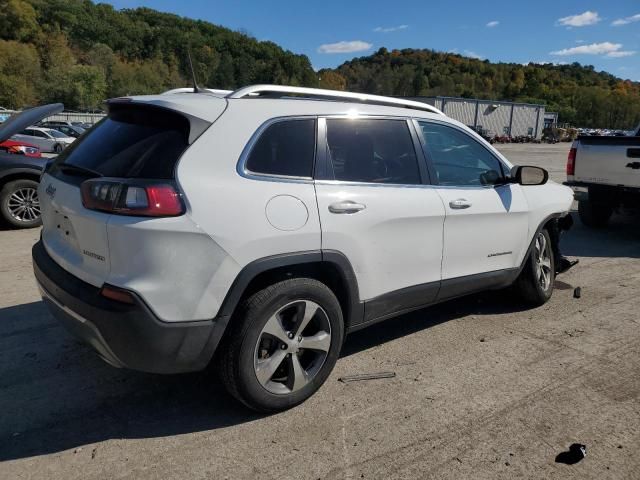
[{"left": 0, "top": 139, "right": 41, "bottom": 158}]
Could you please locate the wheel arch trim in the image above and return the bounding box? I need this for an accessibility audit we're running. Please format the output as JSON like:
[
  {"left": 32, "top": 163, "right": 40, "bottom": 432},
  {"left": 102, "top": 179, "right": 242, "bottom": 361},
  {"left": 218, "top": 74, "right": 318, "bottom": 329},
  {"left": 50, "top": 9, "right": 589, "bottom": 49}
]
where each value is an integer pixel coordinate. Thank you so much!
[{"left": 216, "top": 250, "right": 363, "bottom": 327}]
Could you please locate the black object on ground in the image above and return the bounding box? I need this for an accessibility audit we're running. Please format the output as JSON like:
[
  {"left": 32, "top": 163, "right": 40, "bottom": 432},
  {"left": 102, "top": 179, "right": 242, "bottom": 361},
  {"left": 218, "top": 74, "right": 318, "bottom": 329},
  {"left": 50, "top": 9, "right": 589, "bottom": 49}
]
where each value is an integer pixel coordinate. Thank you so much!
[
  {"left": 555, "top": 443, "right": 587, "bottom": 465},
  {"left": 339, "top": 372, "right": 396, "bottom": 383},
  {"left": 557, "top": 257, "right": 579, "bottom": 274},
  {"left": 574, "top": 287, "right": 582, "bottom": 299}
]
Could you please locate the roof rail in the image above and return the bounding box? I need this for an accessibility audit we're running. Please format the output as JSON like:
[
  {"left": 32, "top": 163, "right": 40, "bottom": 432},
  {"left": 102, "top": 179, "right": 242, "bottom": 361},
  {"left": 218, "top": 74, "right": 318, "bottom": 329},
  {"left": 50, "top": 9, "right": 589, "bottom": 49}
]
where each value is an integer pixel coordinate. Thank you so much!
[
  {"left": 227, "top": 85, "right": 444, "bottom": 115},
  {"left": 162, "top": 88, "right": 233, "bottom": 96}
]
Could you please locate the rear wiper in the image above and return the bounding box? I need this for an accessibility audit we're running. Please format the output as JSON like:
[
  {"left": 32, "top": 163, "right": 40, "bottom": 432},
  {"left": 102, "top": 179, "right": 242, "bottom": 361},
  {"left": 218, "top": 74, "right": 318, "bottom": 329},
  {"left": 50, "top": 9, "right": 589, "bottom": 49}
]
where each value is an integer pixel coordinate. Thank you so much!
[{"left": 57, "top": 163, "right": 103, "bottom": 178}]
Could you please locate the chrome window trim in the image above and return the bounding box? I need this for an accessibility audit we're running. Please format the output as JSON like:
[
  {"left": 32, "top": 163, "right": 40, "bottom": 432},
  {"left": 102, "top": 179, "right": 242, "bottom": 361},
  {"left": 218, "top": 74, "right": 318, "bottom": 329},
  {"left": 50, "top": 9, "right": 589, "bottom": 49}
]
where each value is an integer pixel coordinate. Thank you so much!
[
  {"left": 314, "top": 179, "right": 438, "bottom": 189},
  {"left": 236, "top": 115, "right": 318, "bottom": 184},
  {"left": 412, "top": 118, "right": 511, "bottom": 187}
]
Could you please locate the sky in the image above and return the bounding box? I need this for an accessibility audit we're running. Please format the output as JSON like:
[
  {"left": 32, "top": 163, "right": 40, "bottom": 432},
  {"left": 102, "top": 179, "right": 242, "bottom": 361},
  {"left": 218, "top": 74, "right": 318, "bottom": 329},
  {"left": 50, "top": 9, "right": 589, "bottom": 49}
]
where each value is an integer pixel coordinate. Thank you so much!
[{"left": 106, "top": 0, "right": 640, "bottom": 81}]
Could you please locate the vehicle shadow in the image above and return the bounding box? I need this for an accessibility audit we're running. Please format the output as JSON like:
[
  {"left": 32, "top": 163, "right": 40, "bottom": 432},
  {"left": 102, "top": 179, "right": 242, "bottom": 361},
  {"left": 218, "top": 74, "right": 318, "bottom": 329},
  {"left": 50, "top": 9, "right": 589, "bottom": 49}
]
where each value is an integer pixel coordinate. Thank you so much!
[
  {"left": 561, "top": 211, "right": 640, "bottom": 259},
  {"left": 0, "top": 291, "right": 527, "bottom": 461}
]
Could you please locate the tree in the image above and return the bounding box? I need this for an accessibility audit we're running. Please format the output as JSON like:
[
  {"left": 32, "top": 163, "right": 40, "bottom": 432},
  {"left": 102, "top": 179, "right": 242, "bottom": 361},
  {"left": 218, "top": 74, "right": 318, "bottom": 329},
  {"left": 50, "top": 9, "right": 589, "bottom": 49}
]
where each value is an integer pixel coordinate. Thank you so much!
[
  {"left": 318, "top": 70, "right": 346, "bottom": 91},
  {"left": 0, "top": 39, "right": 41, "bottom": 108},
  {"left": 0, "top": 0, "right": 38, "bottom": 42},
  {"left": 70, "top": 65, "right": 106, "bottom": 110}
]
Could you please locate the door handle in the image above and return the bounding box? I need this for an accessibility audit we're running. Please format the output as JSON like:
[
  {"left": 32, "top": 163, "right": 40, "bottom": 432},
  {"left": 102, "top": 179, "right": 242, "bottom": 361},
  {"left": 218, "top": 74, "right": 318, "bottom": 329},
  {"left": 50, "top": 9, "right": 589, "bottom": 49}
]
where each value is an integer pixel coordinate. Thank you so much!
[
  {"left": 449, "top": 198, "right": 471, "bottom": 209},
  {"left": 328, "top": 201, "right": 366, "bottom": 214}
]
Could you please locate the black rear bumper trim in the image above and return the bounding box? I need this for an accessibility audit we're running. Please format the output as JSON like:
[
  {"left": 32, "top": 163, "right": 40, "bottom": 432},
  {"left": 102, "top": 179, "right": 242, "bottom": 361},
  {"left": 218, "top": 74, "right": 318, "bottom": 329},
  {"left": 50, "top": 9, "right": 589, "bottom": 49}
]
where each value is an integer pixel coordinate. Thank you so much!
[{"left": 32, "top": 240, "right": 226, "bottom": 374}]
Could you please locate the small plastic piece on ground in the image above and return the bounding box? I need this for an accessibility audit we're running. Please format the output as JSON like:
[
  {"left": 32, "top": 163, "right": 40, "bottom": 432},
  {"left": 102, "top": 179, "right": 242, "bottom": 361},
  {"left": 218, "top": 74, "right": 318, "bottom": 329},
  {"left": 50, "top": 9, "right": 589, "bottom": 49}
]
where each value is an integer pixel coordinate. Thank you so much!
[
  {"left": 338, "top": 371, "right": 396, "bottom": 383},
  {"left": 574, "top": 287, "right": 582, "bottom": 299},
  {"left": 555, "top": 443, "right": 587, "bottom": 465},
  {"left": 556, "top": 257, "right": 579, "bottom": 274}
]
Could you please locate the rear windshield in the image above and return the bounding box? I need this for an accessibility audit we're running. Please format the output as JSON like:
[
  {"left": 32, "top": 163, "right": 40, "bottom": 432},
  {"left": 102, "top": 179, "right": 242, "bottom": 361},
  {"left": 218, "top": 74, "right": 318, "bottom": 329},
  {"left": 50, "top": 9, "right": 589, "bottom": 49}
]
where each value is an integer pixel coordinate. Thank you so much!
[{"left": 53, "top": 104, "right": 190, "bottom": 179}]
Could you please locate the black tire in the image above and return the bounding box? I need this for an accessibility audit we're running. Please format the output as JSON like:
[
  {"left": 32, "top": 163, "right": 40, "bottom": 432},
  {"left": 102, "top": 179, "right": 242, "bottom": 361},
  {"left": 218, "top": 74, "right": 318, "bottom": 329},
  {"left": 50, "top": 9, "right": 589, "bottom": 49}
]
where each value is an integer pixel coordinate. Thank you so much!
[
  {"left": 513, "top": 229, "right": 555, "bottom": 306},
  {"left": 218, "top": 278, "right": 344, "bottom": 412},
  {"left": 578, "top": 200, "right": 612, "bottom": 228},
  {"left": 54, "top": 143, "right": 63, "bottom": 154},
  {"left": 0, "top": 179, "right": 42, "bottom": 229}
]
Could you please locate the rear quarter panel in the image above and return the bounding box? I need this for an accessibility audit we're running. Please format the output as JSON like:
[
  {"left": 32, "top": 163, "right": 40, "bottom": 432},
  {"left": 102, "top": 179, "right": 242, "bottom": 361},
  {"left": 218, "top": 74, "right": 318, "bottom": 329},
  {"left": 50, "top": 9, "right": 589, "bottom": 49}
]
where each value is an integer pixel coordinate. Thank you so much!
[{"left": 174, "top": 103, "right": 322, "bottom": 321}]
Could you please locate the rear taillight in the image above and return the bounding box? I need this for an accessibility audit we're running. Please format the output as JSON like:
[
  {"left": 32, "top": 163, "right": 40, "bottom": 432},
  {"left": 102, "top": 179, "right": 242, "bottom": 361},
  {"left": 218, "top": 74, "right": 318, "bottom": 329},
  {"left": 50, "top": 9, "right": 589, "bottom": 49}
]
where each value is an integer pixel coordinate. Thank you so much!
[
  {"left": 567, "top": 147, "right": 576, "bottom": 176},
  {"left": 81, "top": 179, "right": 184, "bottom": 217}
]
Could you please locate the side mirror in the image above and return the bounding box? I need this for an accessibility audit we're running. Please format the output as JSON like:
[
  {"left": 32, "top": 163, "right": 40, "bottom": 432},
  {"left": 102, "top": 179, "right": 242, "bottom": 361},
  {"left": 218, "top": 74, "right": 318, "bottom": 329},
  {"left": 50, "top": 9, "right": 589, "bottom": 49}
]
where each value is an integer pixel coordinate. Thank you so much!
[{"left": 511, "top": 165, "right": 548, "bottom": 186}]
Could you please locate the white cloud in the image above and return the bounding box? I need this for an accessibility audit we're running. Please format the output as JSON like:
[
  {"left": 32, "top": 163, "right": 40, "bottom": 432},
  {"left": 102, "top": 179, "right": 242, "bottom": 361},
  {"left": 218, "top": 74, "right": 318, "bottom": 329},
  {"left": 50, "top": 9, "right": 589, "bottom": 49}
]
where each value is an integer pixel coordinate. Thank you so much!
[
  {"left": 607, "top": 50, "right": 636, "bottom": 58},
  {"left": 373, "top": 24, "right": 408, "bottom": 33},
  {"left": 317, "top": 40, "right": 373, "bottom": 54},
  {"left": 550, "top": 41, "right": 635, "bottom": 57},
  {"left": 464, "top": 49, "right": 484, "bottom": 59},
  {"left": 486, "top": 20, "right": 499, "bottom": 28},
  {"left": 575, "top": 39, "right": 585, "bottom": 43},
  {"left": 612, "top": 13, "right": 640, "bottom": 26},
  {"left": 557, "top": 11, "right": 601, "bottom": 27}
]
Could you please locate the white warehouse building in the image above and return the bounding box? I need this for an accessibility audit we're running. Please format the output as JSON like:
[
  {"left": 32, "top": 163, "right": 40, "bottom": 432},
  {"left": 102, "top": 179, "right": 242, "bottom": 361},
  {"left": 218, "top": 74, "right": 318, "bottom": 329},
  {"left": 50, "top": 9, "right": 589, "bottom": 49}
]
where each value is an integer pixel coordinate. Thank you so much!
[{"left": 408, "top": 96, "right": 546, "bottom": 139}]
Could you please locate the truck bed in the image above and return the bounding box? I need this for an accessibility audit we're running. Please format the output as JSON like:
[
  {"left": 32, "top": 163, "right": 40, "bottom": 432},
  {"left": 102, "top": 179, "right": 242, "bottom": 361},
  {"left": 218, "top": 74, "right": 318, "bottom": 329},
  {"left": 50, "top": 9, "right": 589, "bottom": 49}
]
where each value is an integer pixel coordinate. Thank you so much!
[{"left": 570, "top": 135, "right": 640, "bottom": 189}]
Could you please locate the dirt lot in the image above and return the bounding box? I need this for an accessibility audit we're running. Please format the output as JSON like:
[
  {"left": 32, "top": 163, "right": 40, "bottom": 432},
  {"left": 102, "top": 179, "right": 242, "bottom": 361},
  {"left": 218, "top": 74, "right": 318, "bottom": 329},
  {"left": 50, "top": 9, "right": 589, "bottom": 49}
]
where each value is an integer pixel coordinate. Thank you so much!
[{"left": 1, "top": 143, "right": 639, "bottom": 479}]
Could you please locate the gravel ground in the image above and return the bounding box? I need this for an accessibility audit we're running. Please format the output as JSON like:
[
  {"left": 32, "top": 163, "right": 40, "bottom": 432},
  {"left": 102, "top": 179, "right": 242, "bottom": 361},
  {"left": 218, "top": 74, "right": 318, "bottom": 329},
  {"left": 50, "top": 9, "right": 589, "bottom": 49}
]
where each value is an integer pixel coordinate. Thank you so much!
[{"left": 1, "top": 143, "right": 639, "bottom": 479}]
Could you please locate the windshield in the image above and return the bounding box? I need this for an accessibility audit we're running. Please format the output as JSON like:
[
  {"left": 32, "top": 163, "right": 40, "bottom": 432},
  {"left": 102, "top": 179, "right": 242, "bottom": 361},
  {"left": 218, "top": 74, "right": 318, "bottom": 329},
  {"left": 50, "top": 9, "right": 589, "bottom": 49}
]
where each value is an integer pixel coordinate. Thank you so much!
[{"left": 53, "top": 104, "right": 190, "bottom": 179}]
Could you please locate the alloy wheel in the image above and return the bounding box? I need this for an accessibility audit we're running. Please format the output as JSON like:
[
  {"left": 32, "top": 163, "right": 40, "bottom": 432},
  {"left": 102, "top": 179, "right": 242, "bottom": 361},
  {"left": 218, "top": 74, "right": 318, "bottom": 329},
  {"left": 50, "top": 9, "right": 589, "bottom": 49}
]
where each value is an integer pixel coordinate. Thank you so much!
[
  {"left": 7, "top": 187, "right": 40, "bottom": 223},
  {"left": 253, "top": 300, "right": 332, "bottom": 395},
  {"left": 534, "top": 232, "right": 552, "bottom": 291}
]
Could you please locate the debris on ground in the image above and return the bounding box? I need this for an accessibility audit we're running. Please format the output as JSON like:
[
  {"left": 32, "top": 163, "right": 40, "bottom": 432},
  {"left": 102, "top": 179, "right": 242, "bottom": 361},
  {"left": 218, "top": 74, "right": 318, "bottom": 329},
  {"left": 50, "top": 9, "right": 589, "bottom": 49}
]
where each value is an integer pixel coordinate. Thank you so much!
[
  {"left": 574, "top": 287, "right": 582, "bottom": 299},
  {"left": 564, "top": 329, "right": 585, "bottom": 338},
  {"left": 555, "top": 443, "right": 587, "bottom": 465},
  {"left": 338, "top": 372, "right": 396, "bottom": 383}
]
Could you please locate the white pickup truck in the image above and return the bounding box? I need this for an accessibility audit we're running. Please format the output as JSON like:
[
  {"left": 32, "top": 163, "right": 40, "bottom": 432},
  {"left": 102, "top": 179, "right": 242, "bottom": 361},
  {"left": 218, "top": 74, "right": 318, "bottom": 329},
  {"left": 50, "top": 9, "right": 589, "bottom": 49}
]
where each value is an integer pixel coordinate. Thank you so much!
[{"left": 565, "top": 123, "right": 640, "bottom": 227}]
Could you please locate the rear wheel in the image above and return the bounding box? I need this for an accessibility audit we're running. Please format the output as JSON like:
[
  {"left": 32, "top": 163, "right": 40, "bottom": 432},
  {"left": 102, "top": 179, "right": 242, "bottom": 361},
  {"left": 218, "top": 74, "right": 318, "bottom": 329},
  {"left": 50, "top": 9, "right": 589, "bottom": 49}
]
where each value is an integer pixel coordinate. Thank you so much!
[
  {"left": 218, "top": 278, "right": 344, "bottom": 412},
  {"left": 513, "top": 229, "right": 555, "bottom": 306},
  {"left": 578, "top": 200, "right": 612, "bottom": 228},
  {"left": 0, "top": 179, "right": 42, "bottom": 228}
]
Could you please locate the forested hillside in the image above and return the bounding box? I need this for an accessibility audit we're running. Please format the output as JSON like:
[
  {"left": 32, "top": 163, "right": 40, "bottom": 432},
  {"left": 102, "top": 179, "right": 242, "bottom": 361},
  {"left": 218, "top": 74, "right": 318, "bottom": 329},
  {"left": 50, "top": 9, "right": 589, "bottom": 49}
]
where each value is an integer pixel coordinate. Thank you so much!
[
  {"left": 0, "top": 0, "right": 316, "bottom": 110},
  {"left": 321, "top": 48, "right": 640, "bottom": 129},
  {"left": 1, "top": 0, "right": 639, "bottom": 128}
]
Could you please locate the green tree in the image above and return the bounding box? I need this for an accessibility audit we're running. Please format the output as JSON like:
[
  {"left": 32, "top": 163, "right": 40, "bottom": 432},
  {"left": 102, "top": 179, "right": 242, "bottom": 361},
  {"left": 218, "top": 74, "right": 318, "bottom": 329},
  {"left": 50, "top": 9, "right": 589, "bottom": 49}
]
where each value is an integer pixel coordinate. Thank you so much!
[
  {"left": 70, "top": 65, "right": 106, "bottom": 110},
  {"left": 0, "top": 39, "right": 41, "bottom": 108},
  {"left": 0, "top": 0, "right": 38, "bottom": 42}
]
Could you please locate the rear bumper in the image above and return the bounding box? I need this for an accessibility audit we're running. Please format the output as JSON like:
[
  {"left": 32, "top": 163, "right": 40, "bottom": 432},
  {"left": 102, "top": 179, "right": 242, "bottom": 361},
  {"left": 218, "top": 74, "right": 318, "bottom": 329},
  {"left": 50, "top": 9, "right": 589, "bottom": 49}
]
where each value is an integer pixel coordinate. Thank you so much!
[{"left": 32, "top": 240, "right": 228, "bottom": 374}]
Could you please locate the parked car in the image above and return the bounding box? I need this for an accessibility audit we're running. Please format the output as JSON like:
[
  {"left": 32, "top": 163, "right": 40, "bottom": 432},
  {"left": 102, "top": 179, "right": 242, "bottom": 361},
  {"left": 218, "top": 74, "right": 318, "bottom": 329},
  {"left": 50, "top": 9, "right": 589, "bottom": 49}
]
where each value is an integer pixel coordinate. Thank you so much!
[
  {"left": 11, "top": 126, "right": 74, "bottom": 153},
  {"left": 0, "top": 139, "right": 41, "bottom": 157},
  {"left": 33, "top": 86, "right": 575, "bottom": 412},
  {"left": 46, "top": 124, "right": 86, "bottom": 138},
  {"left": 0, "top": 104, "right": 64, "bottom": 227},
  {"left": 71, "top": 121, "right": 93, "bottom": 129},
  {"left": 565, "top": 122, "right": 640, "bottom": 227}
]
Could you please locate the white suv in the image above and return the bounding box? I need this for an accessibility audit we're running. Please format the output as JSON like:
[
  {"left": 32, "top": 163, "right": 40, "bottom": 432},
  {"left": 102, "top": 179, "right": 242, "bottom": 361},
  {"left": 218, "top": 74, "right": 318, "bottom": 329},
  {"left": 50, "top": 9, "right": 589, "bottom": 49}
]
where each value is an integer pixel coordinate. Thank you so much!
[{"left": 33, "top": 85, "right": 574, "bottom": 411}]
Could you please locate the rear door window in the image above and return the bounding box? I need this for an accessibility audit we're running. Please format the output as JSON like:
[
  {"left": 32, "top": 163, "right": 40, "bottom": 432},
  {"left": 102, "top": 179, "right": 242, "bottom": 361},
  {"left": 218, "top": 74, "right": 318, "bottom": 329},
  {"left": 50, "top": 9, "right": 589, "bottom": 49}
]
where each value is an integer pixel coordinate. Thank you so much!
[
  {"left": 325, "top": 118, "right": 421, "bottom": 185},
  {"left": 245, "top": 119, "right": 316, "bottom": 178},
  {"left": 53, "top": 104, "right": 190, "bottom": 179}
]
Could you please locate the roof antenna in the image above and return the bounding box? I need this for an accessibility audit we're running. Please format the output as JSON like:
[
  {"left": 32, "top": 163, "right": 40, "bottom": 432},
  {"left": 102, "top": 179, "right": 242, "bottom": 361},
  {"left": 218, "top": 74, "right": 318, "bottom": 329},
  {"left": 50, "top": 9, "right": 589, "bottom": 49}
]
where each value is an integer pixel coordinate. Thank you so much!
[{"left": 187, "top": 48, "right": 201, "bottom": 93}]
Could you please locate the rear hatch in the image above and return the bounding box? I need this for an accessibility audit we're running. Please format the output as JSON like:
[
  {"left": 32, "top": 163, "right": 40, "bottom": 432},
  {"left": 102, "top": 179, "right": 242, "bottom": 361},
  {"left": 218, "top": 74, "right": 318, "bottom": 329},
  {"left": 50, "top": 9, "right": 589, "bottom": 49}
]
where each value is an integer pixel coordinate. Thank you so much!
[
  {"left": 574, "top": 136, "right": 640, "bottom": 188},
  {"left": 40, "top": 100, "right": 217, "bottom": 287}
]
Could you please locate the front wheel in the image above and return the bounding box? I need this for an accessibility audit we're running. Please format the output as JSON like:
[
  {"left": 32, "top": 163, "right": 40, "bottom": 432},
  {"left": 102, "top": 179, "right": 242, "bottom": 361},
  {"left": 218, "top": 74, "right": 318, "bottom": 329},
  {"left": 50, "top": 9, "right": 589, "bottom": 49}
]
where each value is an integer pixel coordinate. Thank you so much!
[
  {"left": 0, "top": 179, "right": 42, "bottom": 228},
  {"left": 512, "top": 229, "right": 555, "bottom": 306},
  {"left": 54, "top": 143, "right": 63, "bottom": 154},
  {"left": 218, "top": 278, "right": 344, "bottom": 412}
]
